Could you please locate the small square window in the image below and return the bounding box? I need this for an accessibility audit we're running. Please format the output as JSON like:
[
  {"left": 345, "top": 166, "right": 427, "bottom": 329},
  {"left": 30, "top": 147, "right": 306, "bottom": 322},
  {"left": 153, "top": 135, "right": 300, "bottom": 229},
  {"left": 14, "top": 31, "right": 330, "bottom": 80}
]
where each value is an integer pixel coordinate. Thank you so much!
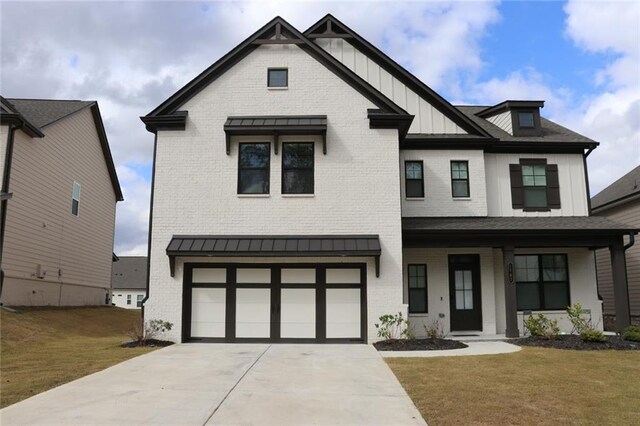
[
  {"left": 268, "top": 69, "right": 288, "bottom": 88},
  {"left": 518, "top": 112, "right": 535, "bottom": 128}
]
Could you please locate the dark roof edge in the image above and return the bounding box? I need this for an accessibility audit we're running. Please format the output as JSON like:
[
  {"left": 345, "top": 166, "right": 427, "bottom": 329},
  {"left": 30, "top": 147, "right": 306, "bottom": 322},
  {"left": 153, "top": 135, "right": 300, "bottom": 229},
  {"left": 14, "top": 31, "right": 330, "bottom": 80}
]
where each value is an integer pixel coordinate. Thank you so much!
[
  {"left": 476, "top": 100, "right": 545, "bottom": 118},
  {"left": 0, "top": 96, "right": 44, "bottom": 137},
  {"left": 140, "top": 111, "right": 188, "bottom": 133},
  {"left": 304, "top": 14, "right": 492, "bottom": 138},
  {"left": 171, "top": 234, "right": 380, "bottom": 239},
  {"left": 400, "top": 138, "right": 597, "bottom": 153},
  {"left": 90, "top": 103, "right": 124, "bottom": 201},
  {"left": 592, "top": 191, "right": 640, "bottom": 213},
  {"left": 367, "top": 109, "right": 414, "bottom": 139},
  {"left": 38, "top": 102, "right": 95, "bottom": 130}
]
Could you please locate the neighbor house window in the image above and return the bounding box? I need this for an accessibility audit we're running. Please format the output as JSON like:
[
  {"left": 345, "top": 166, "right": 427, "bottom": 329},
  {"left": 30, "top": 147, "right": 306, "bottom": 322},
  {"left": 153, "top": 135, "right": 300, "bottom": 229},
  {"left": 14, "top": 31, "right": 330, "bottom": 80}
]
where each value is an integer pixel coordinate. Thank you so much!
[
  {"left": 238, "top": 143, "right": 270, "bottom": 194},
  {"left": 408, "top": 264, "right": 427, "bottom": 313},
  {"left": 522, "top": 162, "right": 547, "bottom": 209},
  {"left": 126, "top": 295, "right": 131, "bottom": 305},
  {"left": 515, "top": 254, "right": 569, "bottom": 311},
  {"left": 71, "top": 181, "right": 81, "bottom": 216},
  {"left": 268, "top": 68, "right": 288, "bottom": 88},
  {"left": 136, "top": 295, "right": 143, "bottom": 308},
  {"left": 405, "top": 161, "right": 424, "bottom": 198},
  {"left": 518, "top": 111, "right": 535, "bottom": 128},
  {"left": 282, "top": 143, "right": 314, "bottom": 194},
  {"left": 451, "top": 161, "right": 470, "bottom": 198}
]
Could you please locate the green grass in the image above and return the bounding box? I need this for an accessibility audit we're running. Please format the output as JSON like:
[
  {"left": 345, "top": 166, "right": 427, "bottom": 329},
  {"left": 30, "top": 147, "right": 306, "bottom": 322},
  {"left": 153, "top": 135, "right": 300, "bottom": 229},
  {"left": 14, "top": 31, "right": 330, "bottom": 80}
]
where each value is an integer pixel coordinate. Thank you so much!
[
  {"left": 1, "top": 307, "right": 157, "bottom": 408},
  {"left": 387, "top": 347, "right": 640, "bottom": 426}
]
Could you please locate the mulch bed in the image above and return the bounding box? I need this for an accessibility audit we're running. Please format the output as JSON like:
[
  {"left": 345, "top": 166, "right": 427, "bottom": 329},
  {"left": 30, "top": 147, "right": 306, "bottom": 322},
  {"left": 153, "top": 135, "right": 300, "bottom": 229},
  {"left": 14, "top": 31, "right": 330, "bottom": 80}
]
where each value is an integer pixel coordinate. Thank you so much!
[
  {"left": 373, "top": 338, "right": 468, "bottom": 351},
  {"left": 514, "top": 335, "right": 640, "bottom": 351},
  {"left": 120, "top": 339, "right": 174, "bottom": 348}
]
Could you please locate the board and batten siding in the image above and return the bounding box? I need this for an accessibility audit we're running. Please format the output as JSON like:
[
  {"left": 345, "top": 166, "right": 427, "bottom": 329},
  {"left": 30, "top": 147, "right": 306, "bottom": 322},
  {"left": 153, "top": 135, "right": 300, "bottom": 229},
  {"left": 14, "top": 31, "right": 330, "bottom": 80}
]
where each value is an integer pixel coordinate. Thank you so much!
[
  {"left": 315, "top": 38, "right": 467, "bottom": 135},
  {"left": 0, "top": 125, "right": 9, "bottom": 189},
  {"left": 146, "top": 43, "right": 405, "bottom": 342},
  {"left": 485, "top": 111, "right": 513, "bottom": 135},
  {"left": 2, "top": 107, "right": 117, "bottom": 306},
  {"left": 594, "top": 199, "right": 640, "bottom": 316},
  {"left": 485, "top": 153, "right": 589, "bottom": 217},
  {"left": 399, "top": 149, "right": 487, "bottom": 217}
]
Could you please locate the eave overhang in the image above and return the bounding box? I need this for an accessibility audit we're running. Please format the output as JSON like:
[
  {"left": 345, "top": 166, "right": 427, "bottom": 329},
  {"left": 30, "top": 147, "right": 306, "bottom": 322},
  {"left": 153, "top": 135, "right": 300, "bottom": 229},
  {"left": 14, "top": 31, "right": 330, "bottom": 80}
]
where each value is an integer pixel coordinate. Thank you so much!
[
  {"left": 140, "top": 111, "right": 188, "bottom": 133},
  {"left": 476, "top": 100, "right": 545, "bottom": 118},
  {"left": 400, "top": 135, "right": 599, "bottom": 153},
  {"left": 367, "top": 110, "right": 414, "bottom": 140},
  {"left": 0, "top": 113, "right": 44, "bottom": 137}
]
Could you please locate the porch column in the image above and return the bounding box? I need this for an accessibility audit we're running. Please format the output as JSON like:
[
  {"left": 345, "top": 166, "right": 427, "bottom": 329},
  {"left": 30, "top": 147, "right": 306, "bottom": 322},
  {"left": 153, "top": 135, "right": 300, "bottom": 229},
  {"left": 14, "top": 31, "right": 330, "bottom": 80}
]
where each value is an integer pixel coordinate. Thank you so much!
[
  {"left": 610, "top": 240, "right": 631, "bottom": 333},
  {"left": 503, "top": 246, "right": 519, "bottom": 338}
]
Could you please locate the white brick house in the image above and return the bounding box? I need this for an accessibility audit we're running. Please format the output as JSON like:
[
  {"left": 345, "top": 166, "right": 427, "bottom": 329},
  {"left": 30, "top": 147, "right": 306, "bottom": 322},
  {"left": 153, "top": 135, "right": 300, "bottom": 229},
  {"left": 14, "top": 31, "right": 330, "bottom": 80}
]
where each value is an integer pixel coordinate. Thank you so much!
[{"left": 141, "top": 15, "right": 636, "bottom": 343}]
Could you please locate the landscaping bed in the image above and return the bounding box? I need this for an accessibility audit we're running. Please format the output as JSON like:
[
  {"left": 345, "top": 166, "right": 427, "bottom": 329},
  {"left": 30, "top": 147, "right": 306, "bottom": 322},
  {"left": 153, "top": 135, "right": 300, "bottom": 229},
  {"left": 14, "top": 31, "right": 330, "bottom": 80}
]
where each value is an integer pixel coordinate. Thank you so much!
[
  {"left": 120, "top": 339, "right": 174, "bottom": 348},
  {"left": 514, "top": 335, "right": 639, "bottom": 350},
  {"left": 374, "top": 338, "right": 468, "bottom": 351}
]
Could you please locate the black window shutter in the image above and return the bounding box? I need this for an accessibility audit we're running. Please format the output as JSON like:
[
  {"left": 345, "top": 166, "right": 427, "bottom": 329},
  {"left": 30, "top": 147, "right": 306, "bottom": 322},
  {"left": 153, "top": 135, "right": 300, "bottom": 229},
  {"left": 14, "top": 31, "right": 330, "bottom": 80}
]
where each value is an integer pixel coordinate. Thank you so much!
[
  {"left": 547, "top": 164, "right": 561, "bottom": 209},
  {"left": 509, "top": 164, "right": 524, "bottom": 209}
]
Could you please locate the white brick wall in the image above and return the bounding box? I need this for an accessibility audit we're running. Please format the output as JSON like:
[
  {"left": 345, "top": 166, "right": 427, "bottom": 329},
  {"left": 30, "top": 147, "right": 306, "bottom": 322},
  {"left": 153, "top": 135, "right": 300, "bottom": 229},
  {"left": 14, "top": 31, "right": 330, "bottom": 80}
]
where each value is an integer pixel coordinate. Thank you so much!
[
  {"left": 400, "top": 149, "right": 487, "bottom": 217},
  {"left": 146, "top": 44, "right": 405, "bottom": 342}
]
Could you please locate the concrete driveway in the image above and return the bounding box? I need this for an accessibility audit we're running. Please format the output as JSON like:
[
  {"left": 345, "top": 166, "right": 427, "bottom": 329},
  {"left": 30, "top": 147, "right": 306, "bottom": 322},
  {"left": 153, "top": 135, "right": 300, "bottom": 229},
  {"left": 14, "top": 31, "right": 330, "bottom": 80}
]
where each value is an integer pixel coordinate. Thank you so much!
[{"left": 0, "top": 344, "right": 425, "bottom": 425}]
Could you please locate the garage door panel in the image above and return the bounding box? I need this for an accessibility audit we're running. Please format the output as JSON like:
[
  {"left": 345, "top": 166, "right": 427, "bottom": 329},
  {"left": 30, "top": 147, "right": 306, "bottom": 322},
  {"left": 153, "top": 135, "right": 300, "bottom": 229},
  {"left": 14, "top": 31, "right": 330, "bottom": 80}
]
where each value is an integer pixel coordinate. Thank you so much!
[
  {"left": 326, "top": 288, "right": 361, "bottom": 338},
  {"left": 191, "top": 288, "right": 226, "bottom": 338},
  {"left": 192, "top": 268, "right": 226, "bottom": 283},
  {"left": 281, "top": 289, "right": 316, "bottom": 338},
  {"left": 236, "top": 288, "right": 271, "bottom": 338}
]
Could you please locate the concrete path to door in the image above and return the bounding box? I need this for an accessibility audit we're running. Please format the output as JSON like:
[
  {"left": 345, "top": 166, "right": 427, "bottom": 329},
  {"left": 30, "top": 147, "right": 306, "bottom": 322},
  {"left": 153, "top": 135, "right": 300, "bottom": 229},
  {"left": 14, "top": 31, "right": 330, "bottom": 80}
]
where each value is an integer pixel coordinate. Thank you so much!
[{"left": 0, "top": 344, "right": 426, "bottom": 426}]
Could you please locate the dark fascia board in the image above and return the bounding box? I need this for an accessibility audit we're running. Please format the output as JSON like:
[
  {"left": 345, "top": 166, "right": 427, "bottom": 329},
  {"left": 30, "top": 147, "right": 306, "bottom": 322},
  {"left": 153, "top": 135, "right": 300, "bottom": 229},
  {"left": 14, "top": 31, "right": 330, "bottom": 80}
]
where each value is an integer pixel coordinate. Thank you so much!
[
  {"left": 143, "top": 16, "right": 406, "bottom": 126},
  {"left": 592, "top": 192, "right": 640, "bottom": 214},
  {"left": 400, "top": 135, "right": 598, "bottom": 153},
  {"left": 112, "top": 253, "right": 120, "bottom": 262},
  {"left": 367, "top": 109, "right": 414, "bottom": 139},
  {"left": 141, "top": 111, "right": 188, "bottom": 133},
  {"left": 0, "top": 113, "right": 44, "bottom": 137},
  {"left": 170, "top": 233, "right": 381, "bottom": 239},
  {"left": 90, "top": 103, "right": 124, "bottom": 201},
  {"left": 304, "top": 14, "right": 492, "bottom": 138},
  {"left": 476, "top": 100, "right": 545, "bottom": 118}
]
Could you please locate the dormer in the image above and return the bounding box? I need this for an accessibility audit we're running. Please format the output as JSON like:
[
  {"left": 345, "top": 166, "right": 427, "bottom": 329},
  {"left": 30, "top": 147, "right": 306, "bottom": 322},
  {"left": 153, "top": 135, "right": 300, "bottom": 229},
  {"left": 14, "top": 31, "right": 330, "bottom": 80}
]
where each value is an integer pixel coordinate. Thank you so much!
[{"left": 476, "top": 100, "right": 544, "bottom": 137}]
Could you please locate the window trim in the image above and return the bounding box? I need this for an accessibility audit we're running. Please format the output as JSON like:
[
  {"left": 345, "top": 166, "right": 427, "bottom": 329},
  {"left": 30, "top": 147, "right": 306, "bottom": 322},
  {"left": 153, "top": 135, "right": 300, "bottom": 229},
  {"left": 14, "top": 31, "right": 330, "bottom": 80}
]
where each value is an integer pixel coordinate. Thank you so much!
[
  {"left": 71, "top": 181, "right": 81, "bottom": 216},
  {"left": 520, "top": 158, "right": 549, "bottom": 212},
  {"left": 136, "top": 294, "right": 143, "bottom": 308},
  {"left": 405, "top": 160, "right": 425, "bottom": 199},
  {"left": 450, "top": 160, "right": 470, "bottom": 198},
  {"left": 126, "top": 294, "right": 131, "bottom": 305},
  {"left": 267, "top": 68, "right": 288, "bottom": 88},
  {"left": 408, "top": 264, "right": 428, "bottom": 314},
  {"left": 281, "top": 142, "right": 315, "bottom": 195},
  {"left": 237, "top": 142, "right": 271, "bottom": 195},
  {"left": 517, "top": 111, "right": 535, "bottom": 129},
  {"left": 515, "top": 253, "right": 571, "bottom": 311}
]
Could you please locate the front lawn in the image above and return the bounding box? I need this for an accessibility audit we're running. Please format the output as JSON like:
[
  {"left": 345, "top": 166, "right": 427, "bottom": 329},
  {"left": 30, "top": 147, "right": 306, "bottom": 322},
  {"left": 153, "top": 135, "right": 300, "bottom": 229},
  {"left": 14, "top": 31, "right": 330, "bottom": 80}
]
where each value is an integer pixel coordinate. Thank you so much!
[
  {"left": 387, "top": 347, "right": 640, "bottom": 425},
  {"left": 0, "top": 307, "right": 158, "bottom": 408}
]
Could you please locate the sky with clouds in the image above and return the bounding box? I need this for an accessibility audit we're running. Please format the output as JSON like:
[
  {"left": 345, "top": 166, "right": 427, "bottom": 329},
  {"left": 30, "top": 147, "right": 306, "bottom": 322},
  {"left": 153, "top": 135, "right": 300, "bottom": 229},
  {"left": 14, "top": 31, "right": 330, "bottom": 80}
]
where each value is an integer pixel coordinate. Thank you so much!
[{"left": 1, "top": 0, "right": 638, "bottom": 255}]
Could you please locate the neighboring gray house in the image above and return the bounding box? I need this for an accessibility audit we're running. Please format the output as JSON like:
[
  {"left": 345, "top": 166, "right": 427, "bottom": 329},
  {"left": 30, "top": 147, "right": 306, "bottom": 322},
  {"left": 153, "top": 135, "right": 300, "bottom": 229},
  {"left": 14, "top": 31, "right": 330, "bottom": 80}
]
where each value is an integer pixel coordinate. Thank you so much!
[
  {"left": 140, "top": 15, "right": 636, "bottom": 344},
  {"left": 112, "top": 256, "right": 147, "bottom": 309},
  {"left": 0, "top": 97, "right": 123, "bottom": 306},
  {"left": 593, "top": 166, "right": 640, "bottom": 327}
]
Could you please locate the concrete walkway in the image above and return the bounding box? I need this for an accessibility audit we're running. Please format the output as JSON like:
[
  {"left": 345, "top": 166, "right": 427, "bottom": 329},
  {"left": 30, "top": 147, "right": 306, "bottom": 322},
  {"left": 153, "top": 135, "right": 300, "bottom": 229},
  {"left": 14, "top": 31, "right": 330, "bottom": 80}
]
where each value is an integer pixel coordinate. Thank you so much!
[
  {"left": 0, "top": 344, "right": 425, "bottom": 426},
  {"left": 380, "top": 341, "right": 522, "bottom": 358}
]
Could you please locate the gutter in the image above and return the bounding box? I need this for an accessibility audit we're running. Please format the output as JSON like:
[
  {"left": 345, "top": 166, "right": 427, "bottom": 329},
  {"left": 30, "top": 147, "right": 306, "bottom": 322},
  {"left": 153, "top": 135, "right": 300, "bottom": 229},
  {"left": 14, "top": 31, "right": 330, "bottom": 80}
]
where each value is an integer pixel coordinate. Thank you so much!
[
  {"left": 624, "top": 233, "right": 635, "bottom": 251},
  {"left": 0, "top": 125, "right": 17, "bottom": 303}
]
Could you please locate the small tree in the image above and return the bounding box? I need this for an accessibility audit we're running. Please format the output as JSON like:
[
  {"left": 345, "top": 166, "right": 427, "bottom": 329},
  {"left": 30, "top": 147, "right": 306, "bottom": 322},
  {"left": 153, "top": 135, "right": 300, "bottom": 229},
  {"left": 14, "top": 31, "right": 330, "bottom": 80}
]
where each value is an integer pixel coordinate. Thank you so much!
[
  {"left": 128, "top": 319, "right": 173, "bottom": 346},
  {"left": 423, "top": 318, "right": 447, "bottom": 339},
  {"left": 566, "top": 303, "right": 590, "bottom": 334},
  {"left": 375, "top": 312, "right": 413, "bottom": 340},
  {"left": 524, "top": 313, "right": 559, "bottom": 340}
]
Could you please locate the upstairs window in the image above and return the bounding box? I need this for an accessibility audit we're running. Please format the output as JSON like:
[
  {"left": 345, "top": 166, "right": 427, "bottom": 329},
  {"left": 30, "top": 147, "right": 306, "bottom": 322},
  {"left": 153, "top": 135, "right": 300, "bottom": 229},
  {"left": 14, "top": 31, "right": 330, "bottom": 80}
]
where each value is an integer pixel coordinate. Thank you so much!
[
  {"left": 71, "top": 181, "right": 81, "bottom": 216},
  {"left": 522, "top": 163, "right": 547, "bottom": 209},
  {"left": 268, "top": 68, "right": 288, "bottom": 88},
  {"left": 509, "top": 159, "right": 560, "bottom": 211},
  {"left": 517, "top": 111, "right": 535, "bottom": 128},
  {"left": 450, "top": 161, "right": 470, "bottom": 198},
  {"left": 405, "top": 161, "right": 424, "bottom": 198},
  {"left": 408, "top": 264, "right": 428, "bottom": 313},
  {"left": 238, "top": 143, "right": 270, "bottom": 194},
  {"left": 282, "top": 143, "right": 314, "bottom": 194}
]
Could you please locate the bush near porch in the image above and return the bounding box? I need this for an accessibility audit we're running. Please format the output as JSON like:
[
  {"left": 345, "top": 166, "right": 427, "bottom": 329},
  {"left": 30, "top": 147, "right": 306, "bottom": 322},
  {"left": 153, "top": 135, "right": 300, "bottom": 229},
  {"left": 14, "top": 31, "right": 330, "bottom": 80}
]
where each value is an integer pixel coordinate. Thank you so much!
[
  {"left": 387, "top": 348, "right": 640, "bottom": 425},
  {"left": 0, "top": 307, "right": 157, "bottom": 408}
]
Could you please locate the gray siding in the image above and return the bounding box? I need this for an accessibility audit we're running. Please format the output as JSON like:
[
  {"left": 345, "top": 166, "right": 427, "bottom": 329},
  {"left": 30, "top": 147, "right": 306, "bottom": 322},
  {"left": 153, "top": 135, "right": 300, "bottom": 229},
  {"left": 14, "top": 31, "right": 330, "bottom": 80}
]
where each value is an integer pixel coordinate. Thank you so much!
[
  {"left": 2, "top": 107, "right": 117, "bottom": 306},
  {"left": 594, "top": 199, "right": 640, "bottom": 316}
]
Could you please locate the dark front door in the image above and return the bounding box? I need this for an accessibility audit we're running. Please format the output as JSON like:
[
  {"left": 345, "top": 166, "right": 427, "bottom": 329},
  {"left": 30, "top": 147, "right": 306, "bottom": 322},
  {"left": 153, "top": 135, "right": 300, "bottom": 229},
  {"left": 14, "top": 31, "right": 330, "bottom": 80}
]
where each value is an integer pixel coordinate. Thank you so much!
[{"left": 449, "top": 254, "right": 482, "bottom": 331}]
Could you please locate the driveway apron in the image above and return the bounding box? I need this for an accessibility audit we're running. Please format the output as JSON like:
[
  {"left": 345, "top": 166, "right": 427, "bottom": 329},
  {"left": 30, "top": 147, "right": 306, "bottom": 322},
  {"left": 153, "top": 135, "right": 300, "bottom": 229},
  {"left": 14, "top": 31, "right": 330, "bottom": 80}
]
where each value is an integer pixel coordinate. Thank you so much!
[{"left": 0, "top": 344, "right": 425, "bottom": 425}]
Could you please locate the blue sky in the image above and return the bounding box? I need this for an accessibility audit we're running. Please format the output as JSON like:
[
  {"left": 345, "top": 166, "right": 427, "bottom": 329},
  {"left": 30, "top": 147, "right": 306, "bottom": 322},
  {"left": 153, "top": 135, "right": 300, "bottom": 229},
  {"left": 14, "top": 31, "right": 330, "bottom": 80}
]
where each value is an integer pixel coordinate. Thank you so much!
[{"left": 2, "top": 1, "right": 638, "bottom": 254}]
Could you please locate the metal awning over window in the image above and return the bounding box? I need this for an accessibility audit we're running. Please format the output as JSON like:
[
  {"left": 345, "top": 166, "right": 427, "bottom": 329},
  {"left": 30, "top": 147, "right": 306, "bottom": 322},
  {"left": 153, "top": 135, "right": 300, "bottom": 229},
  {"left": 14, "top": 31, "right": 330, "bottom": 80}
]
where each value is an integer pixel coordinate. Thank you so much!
[
  {"left": 224, "top": 115, "right": 327, "bottom": 155},
  {"left": 166, "top": 234, "right": 381, "bottom": 277}
]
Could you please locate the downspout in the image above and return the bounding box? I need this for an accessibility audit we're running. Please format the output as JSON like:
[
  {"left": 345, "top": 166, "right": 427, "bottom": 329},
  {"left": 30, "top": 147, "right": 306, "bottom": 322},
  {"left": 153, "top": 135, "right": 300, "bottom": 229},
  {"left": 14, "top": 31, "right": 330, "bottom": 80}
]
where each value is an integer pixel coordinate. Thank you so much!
[
  {"left": 0, "top": 125, "right": 17, "bottom": 304},
  {"left": 583, "top": 145, "right": 595, "bottom": 216},
  {"left": 624, "top": 232, "right": 635, "bottom": 251},
  {"left": 140, "top": 132, "right": 158, "bottom": 325}
]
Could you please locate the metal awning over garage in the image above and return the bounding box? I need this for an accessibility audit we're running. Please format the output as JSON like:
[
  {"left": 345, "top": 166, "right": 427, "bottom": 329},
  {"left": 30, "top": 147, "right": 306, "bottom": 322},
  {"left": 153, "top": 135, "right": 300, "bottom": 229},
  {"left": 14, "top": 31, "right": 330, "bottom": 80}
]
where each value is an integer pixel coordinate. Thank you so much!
[
  {"left": 223, "top": 115, "right": 327, "bottom": 155},
  {"left": 166, "top": 234, "right": 381, "bottom": 277}
]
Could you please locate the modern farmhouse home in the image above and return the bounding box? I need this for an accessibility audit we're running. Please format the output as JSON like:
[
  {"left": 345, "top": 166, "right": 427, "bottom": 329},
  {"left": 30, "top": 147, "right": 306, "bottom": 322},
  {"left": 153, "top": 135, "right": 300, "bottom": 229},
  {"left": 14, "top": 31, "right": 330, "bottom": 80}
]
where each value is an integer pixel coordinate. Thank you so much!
[
  {"left": 141, "top": 15, "right": 637, "bottom": 343},
  {"left": 1, "top": 97, "right": 122, "bottom": 306}
]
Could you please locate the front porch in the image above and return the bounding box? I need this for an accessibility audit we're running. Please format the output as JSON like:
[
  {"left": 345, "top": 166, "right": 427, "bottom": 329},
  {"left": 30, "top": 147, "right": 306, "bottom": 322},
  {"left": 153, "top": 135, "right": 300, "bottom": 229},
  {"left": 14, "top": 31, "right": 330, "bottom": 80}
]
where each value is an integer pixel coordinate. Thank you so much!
[{"left": 402, "top": 216, "right": 638, "bottom": 338}]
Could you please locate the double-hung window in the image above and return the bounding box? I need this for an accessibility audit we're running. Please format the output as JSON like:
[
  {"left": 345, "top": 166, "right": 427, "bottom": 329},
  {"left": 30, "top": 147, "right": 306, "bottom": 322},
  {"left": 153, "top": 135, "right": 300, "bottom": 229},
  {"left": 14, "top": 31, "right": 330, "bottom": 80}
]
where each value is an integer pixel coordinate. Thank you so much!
[
  {"left": 71, "top": 181, "right": 81, "bottom": 216},
  {"left": 405, "top": 161, "right": 424, "bottom": 198},
  {"left": 515, "top": 254, "right": 569, "bottom": 311},
  {"left": 136, "top": 295, "right": 143, "bottom": 308},
  {"left": 408, "top": 264, "right": 427, "bottom": 313},
  {"left": 450, "top": 161, "right": 470, "bottom": 198},
  {"left": 238, "top": 143, "right": 270, "bottom": 194},
  {"left": 522, "top": 162, "right": 547, "bottom": 209},
  {"left": 126, "top": 295, "right": 132, "bottom": 305},
  {"left": 282, "top": 143, "right": 314, "bottom": 194}
]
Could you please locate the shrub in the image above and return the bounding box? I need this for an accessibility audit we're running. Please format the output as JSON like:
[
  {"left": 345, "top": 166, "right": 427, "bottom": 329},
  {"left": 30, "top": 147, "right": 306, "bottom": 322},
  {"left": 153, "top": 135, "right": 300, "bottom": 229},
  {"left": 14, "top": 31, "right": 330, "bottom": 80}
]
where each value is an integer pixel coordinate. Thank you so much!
[
  {"left": 622, "top": 326, "right": 640, "bottom": 342},
  {"left": 580, "top": 326, "right": 606, "bottom": 343},
  {"left": 423, "top": 318, "right": 447, "bottom": 339},
  {"left": 524, "top": 313, "right": 560, "bottom": 340},
  {"left": 128, "top": 319, "right": 173, "bottom": 346},
  {"left": 566, "top": 303, "right": 590, "bottom": 334},
  {"left": 375, "top": 312, "right": 413, "bottom": 340}
]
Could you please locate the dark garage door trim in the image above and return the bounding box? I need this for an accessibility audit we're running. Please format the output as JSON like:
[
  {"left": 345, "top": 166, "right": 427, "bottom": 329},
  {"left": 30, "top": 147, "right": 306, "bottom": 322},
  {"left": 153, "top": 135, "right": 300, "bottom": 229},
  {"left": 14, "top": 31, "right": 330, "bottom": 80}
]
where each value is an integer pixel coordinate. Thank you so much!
[{"left": 182, "top": 263, "right": 367, "bottom": 344}]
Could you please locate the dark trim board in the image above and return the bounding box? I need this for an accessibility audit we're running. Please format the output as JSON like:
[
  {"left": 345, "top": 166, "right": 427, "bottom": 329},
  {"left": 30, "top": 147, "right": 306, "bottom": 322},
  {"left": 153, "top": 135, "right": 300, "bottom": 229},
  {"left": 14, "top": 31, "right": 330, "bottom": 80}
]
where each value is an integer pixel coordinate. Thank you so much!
[{"left": 181, "top": 262, "right": 368, "bottom": 344}]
